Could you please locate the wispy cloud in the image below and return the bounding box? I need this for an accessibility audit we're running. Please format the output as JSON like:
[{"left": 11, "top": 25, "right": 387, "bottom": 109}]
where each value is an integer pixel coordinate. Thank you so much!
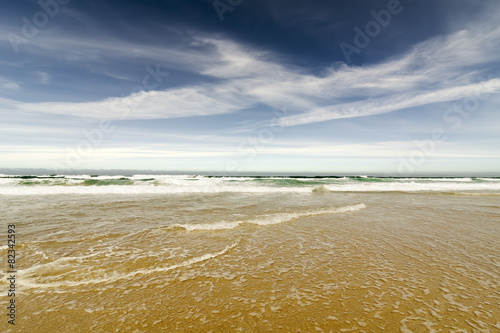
[
  {"left": 0, "top": 23, "right": 213, "bottom": 70},
  {"left": 37, "top": 71, "right": 50, "bottom": 85},
  {"left": 276, "top": 79, "right": 500, "bottom": 127},
  {"left": 2, "top": 13, "right": 498, "bottom": 127},
  {"left": 0, "top": 77, "right": 21, "bottom": 91},
  {"left": 3, "top": 84, "right": 255, "bottom": 120}
]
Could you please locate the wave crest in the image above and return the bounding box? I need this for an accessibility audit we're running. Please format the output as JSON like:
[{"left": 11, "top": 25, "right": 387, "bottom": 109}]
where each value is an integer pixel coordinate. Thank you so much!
[{"left": 173, "top": 203, "right": 366, "bottom": 231}]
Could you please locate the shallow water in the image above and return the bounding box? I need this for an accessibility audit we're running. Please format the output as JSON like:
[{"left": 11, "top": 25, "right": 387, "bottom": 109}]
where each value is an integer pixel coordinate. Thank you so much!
[{"left": 1, "top": 176, "right": 499, "bottom": 332}]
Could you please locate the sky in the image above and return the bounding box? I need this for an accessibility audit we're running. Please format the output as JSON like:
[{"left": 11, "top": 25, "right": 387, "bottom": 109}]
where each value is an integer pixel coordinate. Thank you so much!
[{"left": 1, "top": 0, "right": 499, "bottom": 175}]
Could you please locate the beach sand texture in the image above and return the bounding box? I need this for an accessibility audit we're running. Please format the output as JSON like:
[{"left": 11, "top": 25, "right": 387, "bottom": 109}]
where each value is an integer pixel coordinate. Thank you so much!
[{"left": 1, "top": 176, "right": 499, "bottom": 332}]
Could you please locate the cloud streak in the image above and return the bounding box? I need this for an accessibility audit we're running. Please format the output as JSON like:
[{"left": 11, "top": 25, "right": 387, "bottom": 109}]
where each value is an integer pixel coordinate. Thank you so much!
[
  {"left": 277, "top": 79, "right": 500, "bottom": 127},
  {"left": 1, "top": 14, "right": 499, "bottom": 127}
]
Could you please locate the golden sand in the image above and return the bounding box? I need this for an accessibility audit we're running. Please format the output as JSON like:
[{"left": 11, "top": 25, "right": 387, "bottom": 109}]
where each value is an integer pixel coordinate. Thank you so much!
[{"left": 1, "top": 192, "right": 499, "bottom": 332}]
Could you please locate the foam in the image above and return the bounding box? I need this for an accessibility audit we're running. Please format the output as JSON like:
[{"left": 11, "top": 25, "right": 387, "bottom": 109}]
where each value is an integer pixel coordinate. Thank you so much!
[
  {"left": 1, "top": 175, "right": 500, "bottom": 195},
  {"left": 16, "top": 241, "right": 238, "bottom": 290},
  {"left": 321, "top": 182, "right": 500, "bottom": 192},
  {"left": 0, "top": 184, "right": 311, "bottom": 195},
  {"left": 172, "top": 203, "right": 366, "bottom": 231},
  {"left": 18, "top": 252, "right": 103, "bottom": 276},
  {"left": 0, "top": 178, "right": 18, "bottom": 185},
  {"left": 423, "top": 178, "right": 473, "bottom": 182}
]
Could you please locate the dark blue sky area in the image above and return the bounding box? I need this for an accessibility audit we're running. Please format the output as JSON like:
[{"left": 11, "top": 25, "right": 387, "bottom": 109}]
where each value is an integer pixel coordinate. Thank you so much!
[{"left": 4, "top": 0, "right": 484, "bottom": 67}]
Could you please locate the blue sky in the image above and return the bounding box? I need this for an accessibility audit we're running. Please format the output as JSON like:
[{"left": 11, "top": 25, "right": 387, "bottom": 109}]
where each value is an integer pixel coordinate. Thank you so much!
[{"left": 1, "top": 0, "right": 499, "bottom": 175}]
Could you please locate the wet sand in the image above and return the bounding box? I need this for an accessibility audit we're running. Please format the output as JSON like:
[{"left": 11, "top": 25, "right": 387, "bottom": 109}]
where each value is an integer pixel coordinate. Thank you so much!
[{"left": 1, "top": 192, "right": 499, "bottom": 332}]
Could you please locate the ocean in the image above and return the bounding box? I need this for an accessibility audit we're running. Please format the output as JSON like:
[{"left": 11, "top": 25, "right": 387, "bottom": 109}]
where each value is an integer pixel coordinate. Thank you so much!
[{"left": 1, "top": 174, "right": 499, "bottom": 332}]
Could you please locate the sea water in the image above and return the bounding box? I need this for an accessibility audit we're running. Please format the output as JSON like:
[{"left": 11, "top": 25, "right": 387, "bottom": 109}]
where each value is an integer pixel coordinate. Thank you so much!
[{"left": 1, "top": 175, "right": 499, "bottom": 332}]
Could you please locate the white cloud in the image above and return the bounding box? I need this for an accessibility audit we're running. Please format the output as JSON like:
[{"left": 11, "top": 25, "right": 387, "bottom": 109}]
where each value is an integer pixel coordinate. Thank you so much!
[
  {"left": 1, "top": 83, "right": 255, "bottom": 120},
  {"left": 2, "top": 82, "right": 20, "bottom": 90},
  {"left": 277, "top": 79, "right": 500, "bottom": 127},
  {"left": 0, "top": 13, "right": 499, "bottom": 126},
  {"left": 0, "top": 77, "right": 21, "bottom": 91}
]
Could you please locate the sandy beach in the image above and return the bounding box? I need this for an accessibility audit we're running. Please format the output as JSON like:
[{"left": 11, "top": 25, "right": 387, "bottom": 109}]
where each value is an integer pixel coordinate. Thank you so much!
[{"left": 1, "top": 176, "right": 499, "bottom": 332}]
